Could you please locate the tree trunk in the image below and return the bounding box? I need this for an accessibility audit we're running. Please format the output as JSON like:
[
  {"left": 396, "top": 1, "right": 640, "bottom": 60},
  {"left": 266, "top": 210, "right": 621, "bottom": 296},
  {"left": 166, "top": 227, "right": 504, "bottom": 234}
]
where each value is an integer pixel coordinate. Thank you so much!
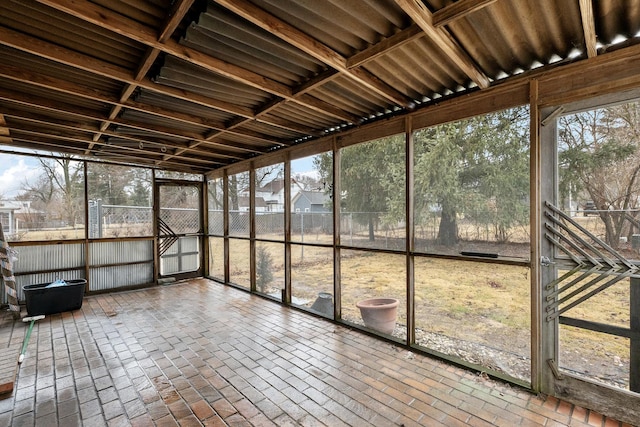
[
  {"left": 438, "top": 206, "right": 458, "bottom": 246},
  {"left": 229, "top": 175, "right": 241, "bottom": 231},
  {"left": 368, "top": 214, "right": 375, "bottom": 241}
]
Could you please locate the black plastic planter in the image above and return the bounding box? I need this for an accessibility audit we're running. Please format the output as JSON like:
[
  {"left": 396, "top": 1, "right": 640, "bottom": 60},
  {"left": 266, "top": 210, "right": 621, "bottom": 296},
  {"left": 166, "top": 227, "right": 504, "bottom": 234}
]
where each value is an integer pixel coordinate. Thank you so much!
[{"left": 23, "top": 279, "right": 86, "bottom": 316}]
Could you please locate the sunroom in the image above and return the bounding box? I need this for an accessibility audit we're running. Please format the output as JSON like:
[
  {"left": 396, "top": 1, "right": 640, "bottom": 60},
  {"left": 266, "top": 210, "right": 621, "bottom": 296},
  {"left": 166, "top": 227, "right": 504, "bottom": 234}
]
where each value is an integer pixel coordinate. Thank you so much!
[{"left": 1, "top": 0, "right": 640, "bottom": 425}]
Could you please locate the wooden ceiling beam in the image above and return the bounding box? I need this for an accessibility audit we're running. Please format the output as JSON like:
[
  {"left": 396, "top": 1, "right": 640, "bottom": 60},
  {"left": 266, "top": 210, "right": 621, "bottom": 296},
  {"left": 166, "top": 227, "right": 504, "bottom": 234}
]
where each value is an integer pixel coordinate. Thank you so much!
[
  {"left": 393, "top": 0, "right": 490, "bottom": 89},
  {"left": 0, "top": 89, "right": 261, "bottom": 159},
  {"left": 0, "top": 62, "right": 282, "bottom": 148},
  {"left": 0, "top": 106, "right": 244, "bottom": 162},
  {"left": 0, "top": 25, "right": 132, "bottom": 81},
  {"left": 9, "top": 130, "right": 223, "bottom": 169},
  {"left": 8, "top": 135, "right": 213, "bottom": 174},
  {"left": 579, "top": 0, "right": 598, "bottom": 58},
  {"left": 214, "top": 0, "right": 414, "bottom": 108},
  {"left": 0, "top": 113, "right": 10, "bottom": 138},
  {"left": 6, "top": 136, "right": 104, "bottom": 158},
  {"left": 0, "top": 87, "right": 181, "bottom": 143},
  {"left": 90, "top": 0, "right": 193, "bottom": 151},
  {"left": 0, "top": 63, "right": 120, "bottom": 104},
  {"left": 293, "top": 69, "right": 341, "bottom": 97},
  {"left": 35, "top": 0, "right": 358, "bottom": 123},
  {"left": 0, "top": 27, "right": 315, "bottom": 138},
  {"left": 346, "top": 24, "right": 424, "bottom": 69},
  {"left": 159, "top": 0, "right": 195, "bottom": 43},
  {"left": 431, "top": 0, "right": 499, "bottom": 27}
]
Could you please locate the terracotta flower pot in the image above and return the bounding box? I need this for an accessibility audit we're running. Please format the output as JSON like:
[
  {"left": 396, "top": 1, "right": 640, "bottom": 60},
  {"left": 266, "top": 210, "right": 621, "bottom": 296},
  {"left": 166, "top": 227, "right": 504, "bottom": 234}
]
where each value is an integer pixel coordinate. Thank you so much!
[{"left": 356, "top": 297, "right": 399, "bottom": 334}]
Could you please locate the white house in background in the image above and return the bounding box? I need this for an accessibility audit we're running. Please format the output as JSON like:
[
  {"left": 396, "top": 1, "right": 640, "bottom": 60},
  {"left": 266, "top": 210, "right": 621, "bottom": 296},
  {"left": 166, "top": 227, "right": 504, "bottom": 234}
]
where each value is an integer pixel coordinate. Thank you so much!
[
  {"left": 231, "top": 196, "right": 267, "bottom": 212},
  {"left": 234, "top": 178, "right": 329, "bottom": 213},
  {"left": 255, "top": 178, "right": 304, "bottom": 212},
  {"left": 0, "top": 200, "right": 33, "bottom": 235}
]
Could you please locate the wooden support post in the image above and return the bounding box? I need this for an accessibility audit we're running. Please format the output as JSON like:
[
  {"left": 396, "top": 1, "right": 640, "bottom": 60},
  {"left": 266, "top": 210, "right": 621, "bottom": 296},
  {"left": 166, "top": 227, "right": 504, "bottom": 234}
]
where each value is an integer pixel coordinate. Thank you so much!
[
  {"left": 283, "top": 154, "right": 292, "bottom": 304},
  {"left": 405, "top": 116, "right": 415, "bottom": 346},
  {"left": 631, "top": 277, "right": 640, "bottom": 392}
]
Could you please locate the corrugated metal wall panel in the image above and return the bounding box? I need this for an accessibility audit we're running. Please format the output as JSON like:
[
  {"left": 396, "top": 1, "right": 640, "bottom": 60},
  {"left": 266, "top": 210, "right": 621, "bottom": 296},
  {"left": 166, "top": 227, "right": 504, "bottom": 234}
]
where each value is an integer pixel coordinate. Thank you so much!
[
  {"left": 13, "top": 243, "right": 85, "bottom": 272},
  {"left": 180, "top": 236, "right": 199, "bottom": 252},
  {"left": 89, "top": 264, "right": 153, "bottom": 292},
  {"left": 160, "top": 254, "right": 199, "bottom": 275},
  {"left": 89, "top": 240, "right": 153, "bottom": 265},
  {"left": 180, "top": 255, "right": 199, "bottom": 272},
  {"left": 160, "top": 236, "right": 200, "bottom": 275},
  {"left": 0, "top": 241, "right": 157, "bottom": 303},
  {"left": 161, "top": 256, "right": 179, "bottom": 275}
]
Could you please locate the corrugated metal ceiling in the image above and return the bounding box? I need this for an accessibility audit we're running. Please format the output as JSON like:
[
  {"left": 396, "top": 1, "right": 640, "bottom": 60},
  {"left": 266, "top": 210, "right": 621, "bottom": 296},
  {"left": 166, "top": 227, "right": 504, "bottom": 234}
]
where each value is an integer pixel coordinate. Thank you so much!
[{"left": 0, "top": 0, "right": 638, "bottom": 173}]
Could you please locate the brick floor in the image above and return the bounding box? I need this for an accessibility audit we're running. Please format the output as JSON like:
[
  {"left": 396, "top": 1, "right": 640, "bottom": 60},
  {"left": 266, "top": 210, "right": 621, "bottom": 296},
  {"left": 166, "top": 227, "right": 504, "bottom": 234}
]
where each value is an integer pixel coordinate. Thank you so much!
[{"left": 0, "top": 278, "right": 634, "bottom": 426}]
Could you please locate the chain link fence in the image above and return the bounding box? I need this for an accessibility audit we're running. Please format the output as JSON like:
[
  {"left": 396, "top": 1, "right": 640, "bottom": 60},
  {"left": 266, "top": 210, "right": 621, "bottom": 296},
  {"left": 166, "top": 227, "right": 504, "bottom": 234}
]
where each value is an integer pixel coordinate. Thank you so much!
[{"left": 89, "top": 201, "right": 199, "bottom": 238}]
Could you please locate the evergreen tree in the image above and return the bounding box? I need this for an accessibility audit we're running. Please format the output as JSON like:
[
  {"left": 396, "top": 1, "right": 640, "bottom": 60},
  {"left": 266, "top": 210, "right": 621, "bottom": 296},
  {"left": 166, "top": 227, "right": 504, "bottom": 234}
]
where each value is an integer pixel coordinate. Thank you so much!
[
  {"left": 313, "top": 107, "right": 530, "bottom": 246},
  {"left": 256, "top": 246, "right": 273, "bottom": 292},
  {"left": 339, "top": 135, "right": 405, "bottom": 241}
]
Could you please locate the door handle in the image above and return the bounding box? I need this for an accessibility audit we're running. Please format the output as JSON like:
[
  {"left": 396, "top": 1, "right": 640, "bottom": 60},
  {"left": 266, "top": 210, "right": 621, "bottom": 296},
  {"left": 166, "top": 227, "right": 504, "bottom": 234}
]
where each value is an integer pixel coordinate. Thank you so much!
[{"left": 541, "top": 256, "right": 556, "bottom": 267}]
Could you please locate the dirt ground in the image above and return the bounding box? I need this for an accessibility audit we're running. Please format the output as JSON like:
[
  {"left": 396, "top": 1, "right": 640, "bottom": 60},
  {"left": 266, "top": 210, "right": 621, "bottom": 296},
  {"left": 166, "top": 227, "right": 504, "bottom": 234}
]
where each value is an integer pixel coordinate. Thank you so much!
[
  {"left": 211, "top": 230, "right": 632, "bottom": 390},
  {"left": 287, "top": 248, "right": 631, "bottom": 390}
]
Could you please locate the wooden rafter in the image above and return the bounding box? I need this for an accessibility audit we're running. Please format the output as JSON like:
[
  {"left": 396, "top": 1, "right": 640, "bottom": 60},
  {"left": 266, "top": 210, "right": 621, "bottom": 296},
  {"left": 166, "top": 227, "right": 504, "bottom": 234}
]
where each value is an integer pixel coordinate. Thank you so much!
[
  {"left": 159, "top": 0, "right": 195, "bottom": 43},
  {"left": 89, "top": 0, "right": 194, "bottom": 154},
  {"left": 0, "top": 108, "right": 239, "bottom": 164},
  {"left": 35, "top": 0, "right": 358, "bottom": 123},
  {"left": 579, "top": 0, "right": 598, "bottom": 58},
  {"left": 9, "top": 126, "right": 222, "bottom": 166},
  {"left": 346, "top": 24, "right": 424, "bottom": 69},
  {"left": 432, "top": 0, "right": 499, "bottom": 27},
  {"left": 0, "top": 26, "right": 318, "bottom": 139},
  {"left": 393, "top": 0, "right": 490, "bottom": 89},
  {"left": 0, "top": 113, "right": 9, "bottom": 137},
  {"left": 7, "top": 135, "right": 211, "bottom": 173},
  {"left": 8, "top": 131, "right": 218, "bottom": 169},
  {"left": 214, "top": 0, "right": 415, "bottom": 108},
  {"left": 0, "top": 62, "right": 288, "bottom": 152},
  {"left": 0, "top": 90, "right": 252, "bottom": 160}
]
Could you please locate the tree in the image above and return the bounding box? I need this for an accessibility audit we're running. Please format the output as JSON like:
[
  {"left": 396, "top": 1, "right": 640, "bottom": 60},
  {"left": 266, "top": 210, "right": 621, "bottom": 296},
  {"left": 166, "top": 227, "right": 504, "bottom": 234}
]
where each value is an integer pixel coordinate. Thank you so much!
[
  {"left": 226, "top": 171, "right": 251, "bottom": 232},
  {"left": 208, "top": 177, "right": 224, "bottom": 211},
  {"left": 414, "top": 107, "right": 530, "bottom": 245},
  {"left": 86, "top": 163, "right": 152, "bottom": 208},
  {"left": 21, "top": 155, "right": 84, "bottom": 228},
  {"left": 127, "top": 168, "right": 151, "bottom": 206},
  {"left": 313, "top": 108, "right": 529, "bottom": 246},
  {"left": 256, "top": 245, "right": 274, "bottom": 292},
  {"left": 558, "top": 102, "right": 640, "bottom": 247},
  {"left": 21, "top": 173, "right": 54, "bottom": 207},
  {"left": 339, "top": 135, "right": 405, "bottom": 241},
  {"left": 312, "top": 153, "right": 334, "bottom": 209}
]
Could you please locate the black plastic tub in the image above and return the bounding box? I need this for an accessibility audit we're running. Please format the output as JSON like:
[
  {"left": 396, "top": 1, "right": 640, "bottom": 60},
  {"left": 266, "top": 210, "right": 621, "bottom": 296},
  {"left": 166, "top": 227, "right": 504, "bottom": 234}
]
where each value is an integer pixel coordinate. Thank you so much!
[{"left": 23, "top": 279, "right": 86, "bottom": 316}]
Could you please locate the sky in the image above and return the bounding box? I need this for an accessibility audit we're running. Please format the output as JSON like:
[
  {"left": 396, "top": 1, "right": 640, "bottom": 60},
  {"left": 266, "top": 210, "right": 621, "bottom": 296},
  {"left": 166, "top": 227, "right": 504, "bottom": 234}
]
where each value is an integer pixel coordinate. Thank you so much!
[
  {"left": 291, "top": 155, "right": 322, "bottom": 179},
  {"left": 0, "top": 154, "right": 41, "bottom": 199}
]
